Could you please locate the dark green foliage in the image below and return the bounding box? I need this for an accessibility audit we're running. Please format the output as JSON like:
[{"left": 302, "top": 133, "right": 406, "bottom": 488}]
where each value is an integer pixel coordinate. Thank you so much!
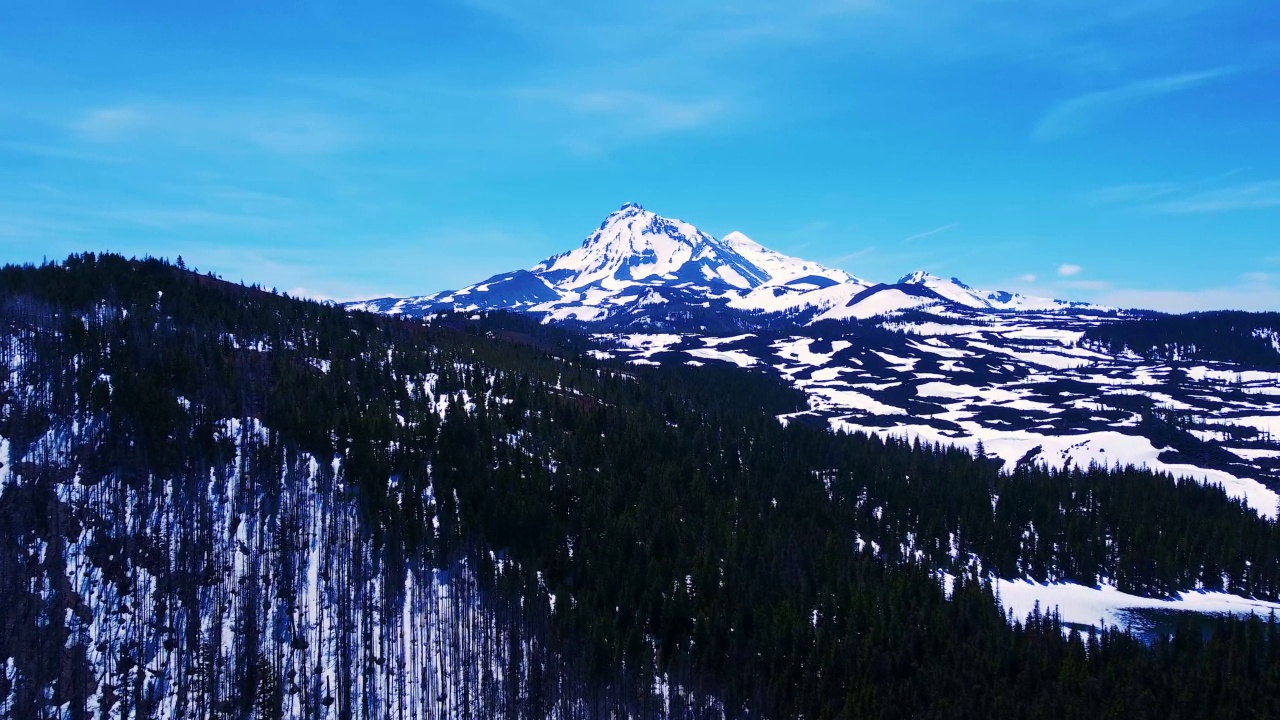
[
  {"left": 1084, "top": 311, "right": 1280, "bottom": 369},
  {"left": 3, "top": 253, "right": 1280, "bottom": 718}
]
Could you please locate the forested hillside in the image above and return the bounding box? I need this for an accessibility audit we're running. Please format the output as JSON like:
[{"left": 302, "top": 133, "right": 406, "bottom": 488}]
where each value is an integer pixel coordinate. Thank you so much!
[
  {"left": 4, "top": 254, "right": 1280, "bottom": 719},
  {"left": 1083, "top": 311, "right": 1280, "bottom": 369}
]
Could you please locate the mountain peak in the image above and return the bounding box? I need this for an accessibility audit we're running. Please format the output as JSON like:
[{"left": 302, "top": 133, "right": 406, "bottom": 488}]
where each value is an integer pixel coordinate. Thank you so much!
[
  {"left": 898, "top": 271, "right": 975, "bottom": 290},
  {"left": 721, "top": 230, "right": 760, "bottom": 249},
  {"left": 352, "top": 206, "right": 1101, "bottom": 324},
  {"left": 532, "top": 205, "right": 768, "bottom": 291},
  {"left": 898, "top": 270, "right": 940, "bottom": 285}
]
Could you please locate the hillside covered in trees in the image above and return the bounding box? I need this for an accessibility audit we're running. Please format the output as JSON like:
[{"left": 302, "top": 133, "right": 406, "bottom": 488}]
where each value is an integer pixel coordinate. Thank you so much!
[
  {"left": 3, "top": 254, "right": 1280, "bottom": 719},
  {"left": 1083, "top": 311, "right": 1280, "bottom": 369}
]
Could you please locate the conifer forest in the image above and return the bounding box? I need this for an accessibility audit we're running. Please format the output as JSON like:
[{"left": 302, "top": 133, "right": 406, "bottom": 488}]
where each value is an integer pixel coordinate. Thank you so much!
[{"left": 4, "top": 254, "right": 1280, "bottom": 719}]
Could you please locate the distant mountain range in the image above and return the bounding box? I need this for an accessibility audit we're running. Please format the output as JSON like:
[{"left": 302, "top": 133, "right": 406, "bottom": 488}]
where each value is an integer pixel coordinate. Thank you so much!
[
  {"left": 350, "top": 204, "right": 1280, "bottom": 530},
  {"left": 347, "top": 203, "right": 1102, "bottom": 330}
]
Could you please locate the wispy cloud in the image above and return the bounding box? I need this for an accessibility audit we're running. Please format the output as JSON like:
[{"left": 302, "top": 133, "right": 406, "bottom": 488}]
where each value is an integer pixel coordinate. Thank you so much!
[
  {"left": 1033, "top": 68, "right": 1236, "bottom": 140},
  {"left": 0, "top": 140, "right": 131, "bottom": 164},
  {"left": 1089, "top": 170, "right": 1280, "bottom": 215},
  {"left": 1151, "top": 181, "right": 1280, "bottom": 214},
  {"left": 97, "top": 207, "right": 289, "bottom": 232},
  {"left": 1088, "top": 182, "right": 1182, "bottom": 204},
  {"left": 902, "top": 222, "right": 958, "bottom": 243},
  {"left": 457, "top": 0, "right": 1223, "bottom": 70},
  {"left": 827, "top": 247, "right": 876, "bottom": 266},
  {"left": 74, "top": 106, "right": 146, "bottom": 142},
  {"left": 241, "top": 114, "right": 353, "bottom": 155},
  {"left": 1054, "top": 270, "right": 1278, "bottom": 312},
  {"left": 0, "top": 213, "right": 92, "bottom": 240},
  {"left": 1094, "top": 286, "right": 1280, "bottom": 313},
  {"left": 561, "top": 89, "right": 731, "bottom": 136},
  {"left": 1057, "top": 263, "right": 1082, "bottom": 277},
  {"left": 1058, "top": 279, "right": 1109, "bottom": 290},
  {"left": 70, "top": 102, "right": 354, "bottom": 156}
]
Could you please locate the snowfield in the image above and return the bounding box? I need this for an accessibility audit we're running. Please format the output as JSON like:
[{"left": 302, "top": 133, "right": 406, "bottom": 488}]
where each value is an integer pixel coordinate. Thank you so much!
[{"left": 994, "top": 578, "right": 1280, "bottom": 630}]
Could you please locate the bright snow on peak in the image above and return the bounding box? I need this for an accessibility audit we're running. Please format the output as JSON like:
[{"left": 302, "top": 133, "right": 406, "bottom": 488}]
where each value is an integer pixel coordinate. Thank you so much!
[
  {"left": 722, "top": 231, "right": 865, "bottom": 288},
  {"left": 349, "top": 204, "right": 1103, "bottom": 324},
  {"left": 895, "top": 270, "right": 1085, "bottom": 312},
  {"left": 897, "top": 270, "right": 972, "bottom": 288},
  {"left": 531, "top": 205, "right": 770, "bottom": 291}
]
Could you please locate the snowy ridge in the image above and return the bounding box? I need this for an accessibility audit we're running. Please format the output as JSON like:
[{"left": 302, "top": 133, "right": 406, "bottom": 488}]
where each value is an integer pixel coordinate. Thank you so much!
[
  {"left": 720, "top": 231, "right": 862, "bottom": 288},
  {"left": 349, "top": 203, "right": 1099, "bottom": 327},
  {"left": 897, "top": 271, "right": 1088, "bottom": 312}
]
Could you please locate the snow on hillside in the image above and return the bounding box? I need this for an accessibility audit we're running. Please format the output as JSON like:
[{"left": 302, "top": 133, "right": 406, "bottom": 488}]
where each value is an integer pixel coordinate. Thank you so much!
[
  {"left": 348, "top": 204, "right": 1279, "bottom": 625},
  {"left": 592, "top": 311, "right": 1280, "bottom": 519},
  {"left": 897, "top": 271, "right": 1092, "bottom": 312},
  {"left": 720, "top": 231, "right": 863, "bottom": 287},
  {"left": 993, "top": 577, "right": 1280, "bottom": 630},
  {"left": 811, "top": 287, "right": 938, "bottom": 322}
]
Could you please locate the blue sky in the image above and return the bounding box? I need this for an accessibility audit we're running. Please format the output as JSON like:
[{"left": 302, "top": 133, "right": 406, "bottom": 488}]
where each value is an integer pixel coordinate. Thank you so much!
[{"left": 1, "top": 1, "right": 1278, "bottom": 311}]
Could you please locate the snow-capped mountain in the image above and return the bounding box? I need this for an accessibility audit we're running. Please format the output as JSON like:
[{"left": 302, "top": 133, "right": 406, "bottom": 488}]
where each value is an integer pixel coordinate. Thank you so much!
[
  {"left": 347, "top": 204, "right": 1095, "bottom": 330},
  {"left": 349, "top": 202, "right": 1280, "bottom": 527},
  {"left": 532, "top": 202, "right": 769, "bottom": 291},
  {"left": 896, "top": 271, "right": 1084, "bottom": 312}
]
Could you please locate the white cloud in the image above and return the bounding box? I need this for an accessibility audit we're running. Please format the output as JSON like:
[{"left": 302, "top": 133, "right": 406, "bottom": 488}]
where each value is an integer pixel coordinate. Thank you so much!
[
  {"left": 1019, "top": 273, "right": 1037, "bottom": 283},
  {"left": 1033, "top": 68, "right": 1236, "bottom": 141},
  {"left": 1057, "top": 263, "right": 1082, "bottom": 277}
]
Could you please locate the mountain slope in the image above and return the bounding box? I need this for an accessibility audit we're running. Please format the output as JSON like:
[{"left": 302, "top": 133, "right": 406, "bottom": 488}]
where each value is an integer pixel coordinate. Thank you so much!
[
  {"left": 8, "top": 254, "right": 1280, "bottom": 718},
  {"left": 351, "top": 204, "right": 1279, "bottom": 515}
]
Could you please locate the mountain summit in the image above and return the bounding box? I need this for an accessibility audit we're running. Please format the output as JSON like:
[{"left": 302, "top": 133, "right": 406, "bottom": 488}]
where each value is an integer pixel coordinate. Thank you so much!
[
  {"left": 531, "top": 203, "right": 770, "bottom": 291},
  {"left": 348, "top": 205, "right": 1096, "bottom": 329}
]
